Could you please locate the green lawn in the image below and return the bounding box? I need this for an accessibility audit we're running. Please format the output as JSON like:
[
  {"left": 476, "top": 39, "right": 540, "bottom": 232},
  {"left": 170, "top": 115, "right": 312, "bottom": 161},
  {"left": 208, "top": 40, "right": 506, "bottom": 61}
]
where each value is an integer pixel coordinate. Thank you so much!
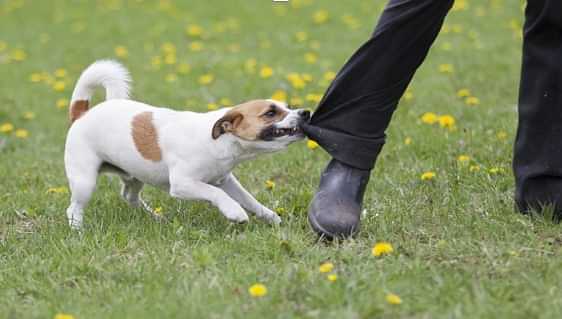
[{"left": 1, "top": 0, "right": 561, "bottom": 318}]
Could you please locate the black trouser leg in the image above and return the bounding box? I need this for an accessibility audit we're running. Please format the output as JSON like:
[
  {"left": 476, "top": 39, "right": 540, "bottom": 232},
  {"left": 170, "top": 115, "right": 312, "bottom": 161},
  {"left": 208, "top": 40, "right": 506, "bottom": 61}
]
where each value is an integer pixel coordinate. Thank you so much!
[
  {"left": 302, "top": 0, "right": 454, "bottom": 170},
  {"left": 514, "top": 0, "right": 562, "bottom": 219}
]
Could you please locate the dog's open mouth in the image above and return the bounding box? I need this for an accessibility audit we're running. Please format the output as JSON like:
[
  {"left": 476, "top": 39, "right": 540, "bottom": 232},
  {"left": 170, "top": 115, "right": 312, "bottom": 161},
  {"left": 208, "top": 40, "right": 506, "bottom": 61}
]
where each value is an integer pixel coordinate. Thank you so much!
[
  {"left": 272, "top": 126, "right": 302, "bottom": 137},
  {"left": 260, "top": 125, "right": 303, "bottom": 141}
]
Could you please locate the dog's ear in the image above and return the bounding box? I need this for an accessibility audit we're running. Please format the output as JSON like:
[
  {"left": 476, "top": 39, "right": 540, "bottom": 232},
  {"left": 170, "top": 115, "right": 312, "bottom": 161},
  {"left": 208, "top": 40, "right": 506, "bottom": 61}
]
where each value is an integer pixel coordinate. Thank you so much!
[{"left": 212, "top": 111, "right": 244, "bottom": 139}]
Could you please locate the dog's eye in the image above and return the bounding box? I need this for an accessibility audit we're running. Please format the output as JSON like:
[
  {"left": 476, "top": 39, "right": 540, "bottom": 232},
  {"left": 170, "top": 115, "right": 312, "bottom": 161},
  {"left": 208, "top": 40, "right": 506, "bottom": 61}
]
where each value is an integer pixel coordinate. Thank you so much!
[{"left": 264, "top": 110, "right": 277, "bottom": 117}]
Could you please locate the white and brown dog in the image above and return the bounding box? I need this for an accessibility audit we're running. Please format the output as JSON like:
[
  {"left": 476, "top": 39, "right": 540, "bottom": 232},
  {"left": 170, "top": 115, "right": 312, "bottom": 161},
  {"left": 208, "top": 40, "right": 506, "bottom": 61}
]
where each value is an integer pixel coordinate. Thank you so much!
[{"left": 64, "top": 60, "right": 309, "bottom": 229}]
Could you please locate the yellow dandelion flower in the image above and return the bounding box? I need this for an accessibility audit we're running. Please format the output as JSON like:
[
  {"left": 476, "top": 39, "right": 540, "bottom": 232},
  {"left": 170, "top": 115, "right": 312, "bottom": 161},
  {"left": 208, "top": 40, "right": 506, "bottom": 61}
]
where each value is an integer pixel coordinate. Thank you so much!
[
  {"left": 488, "top": 167, "right": 501, "bottom": 174},
  {"left": 465, "top": 96, "right": 480, "bottom": 106},
  {"left": 154, "top": 207, "right": 163, "bottom": 215},
  {"left": 323, "top": 71, "right": 336, "bottom": 81},
  {"left": 207, "top": 103, "right": 219, "bottom": 110},
  {"left": 319, "top": 262, "right": 334, "bottom": 273},
  {"left": 189, "top": 41, "right": 204, "bottom": 52},
  {"left": 47, "top": 186, "right": 68, "bottom": 194},
  {"left": 271, "top": 90, "right": 287, "bottom": 102},
  {"left": 286, "top": 73, "right": 306, "bottom": 89},
  {"left": 327, "top": 274, "right": 338, "bottom": 282},
  {"left": 219, "top": 98, "right": 232, "bottom": 106},
  {"left": 29, "top": 73, "right": 42, "bottom": 83},
  {"left": 54, "top": 314, "right": 75, "bottom": 319},
  {"left": 497, "top": 130, "right": 508, "bottom": 140},
  {"left": 248, "top": 283, "right": 267, "bottom": 297},
  {"left": 421, "top": 112, "right": 438, "bottom": 125},
  {"left": 307, "top": 140, "right": 319, "bottom": 150},
  {"left": 457, "top": 155, "right": 470, "bottom": 164},
  {"left": 198, "top": 74, "right": 214, "bottom": 85},
  {"left": 54, "top": 68, "right": 67, "bottom": 78},
  {"left": 457, "top": 88, "right": 471, "bottom": 98},
  {"left": 403, "top": 90, "right": 414, "bottom": 101},
  {"left": 438, "top": 63, "right": 454, "bottom": 74},
  {"left": 420, "top": 171, "right": 436, "bottom": 181},
  {"left": 260, "top": 66, "right": 274, "bottom": 78},
  {"left": 276, "top": 207, "right": 286, "bottom": 215},
  {"left": 265, "top": 180, "right": 275, "bottom": 190},
  {"left": 438, "top": 115, "right": 456, "bottom": 129},
  {"left": 164, "top": 53, "right": 177, "bottom": 65},
  {"left": 245, "top": 58, "right": 257, "bottom": 73},
  {"left": 161, "top": 42, "right": 176, "bottom": 54},
  {"left": 52, "top": 81, "right": 66, "bottom": 92},
  {"left": 295, "top": 31, "right": 308, "bottom": 42},
  {"left": 0, "top": 123, "right": 14, "bottom": 134},
  {"left": 342, "top": 14, "right": 361, "bottom": 29},
  {"left": 56, "top": 98, "right": 69, "bottom": 110},
  {"left": 306, "top": 93, "right": 322, "bottom": 104},
  {"left": 151, "top": 56, "right": 162, "bottom": 69},
  {"left": 313, "top": 10, "right": 329, "bottom": 24},
  {"left": 15, "top": 129, "right": 29, "bottom": 139},
  {"left": 372, "top": 242, "right": 394, "bottom": 257},
  {"left": 304, "top": 52, "right": 318, "bottom": 64},
  {"left": 302, "top": 73, "right": 313, "bottom": 82},
  {"left": 404, "top": 137, "right": 412, "bottom": 145},
  {"left": 10, "top": 49, "right": 27, "bottom": 62},
  {"left": 186, "top": 24, "right": 203, "bottom": 37},
  {"left": 23, "top": 111, "right": 35, "bottom": 120},
  {"left": 469, "top": 165, "right": 481, "bottom": 172},
  {"left": 165, "top": 73, "right": 177, "bottom": 83},
  {"left": 452, "top": 0, "right": 468, "bottom": 11},
  {"left": 386, "top": 293, "right": 402, "bottom": 305},
  {"left": 290, "top": 96, "right": 303, "bottom": 106},
  {"left": 114, "top": 45, "right": 128, "bottom": 58}
]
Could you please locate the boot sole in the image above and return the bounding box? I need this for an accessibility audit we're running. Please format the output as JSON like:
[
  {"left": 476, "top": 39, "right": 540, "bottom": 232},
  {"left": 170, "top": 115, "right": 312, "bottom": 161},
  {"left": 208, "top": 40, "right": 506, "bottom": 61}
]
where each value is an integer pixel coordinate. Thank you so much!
[{"left": 308, "top": 211, "right": 359, "bottom": 240}]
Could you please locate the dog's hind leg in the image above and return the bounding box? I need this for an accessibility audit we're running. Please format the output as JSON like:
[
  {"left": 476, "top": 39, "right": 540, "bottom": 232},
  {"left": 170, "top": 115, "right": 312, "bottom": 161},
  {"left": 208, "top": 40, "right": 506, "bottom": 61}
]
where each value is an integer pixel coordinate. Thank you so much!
[
  {"left": 65, "top": 155, "right": 101, "bottom": 230},
  {"left": 120, "top": 176, "right": 166, "bottom": 222},
  {"left": 120, "top": 175, "right": 143, "bottom": 207}
]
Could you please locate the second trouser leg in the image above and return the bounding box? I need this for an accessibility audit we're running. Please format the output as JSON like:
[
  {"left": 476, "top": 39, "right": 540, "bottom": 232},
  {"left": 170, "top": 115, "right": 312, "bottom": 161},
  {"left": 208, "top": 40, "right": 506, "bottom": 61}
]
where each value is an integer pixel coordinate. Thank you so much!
[
  {"left": 302, "top": 0, "right": 454, "bottom": 170},
  {"left": 514, "top": 0, "right": 562, "bottom": 219}
]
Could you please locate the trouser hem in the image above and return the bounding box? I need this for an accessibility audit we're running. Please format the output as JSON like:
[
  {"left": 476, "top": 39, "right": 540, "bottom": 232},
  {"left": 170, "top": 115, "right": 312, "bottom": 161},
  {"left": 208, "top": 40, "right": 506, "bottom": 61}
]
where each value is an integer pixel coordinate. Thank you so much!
[{"left": 301, "top": 122, "right": 384, "bottom": 170}]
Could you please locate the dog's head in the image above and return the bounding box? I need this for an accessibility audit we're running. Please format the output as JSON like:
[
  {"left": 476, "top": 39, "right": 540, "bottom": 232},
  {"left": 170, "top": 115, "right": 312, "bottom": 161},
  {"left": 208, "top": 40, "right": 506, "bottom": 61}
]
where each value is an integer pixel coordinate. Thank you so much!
[{"left": 212, "top": 99, "right": 310, "bottom": 151}]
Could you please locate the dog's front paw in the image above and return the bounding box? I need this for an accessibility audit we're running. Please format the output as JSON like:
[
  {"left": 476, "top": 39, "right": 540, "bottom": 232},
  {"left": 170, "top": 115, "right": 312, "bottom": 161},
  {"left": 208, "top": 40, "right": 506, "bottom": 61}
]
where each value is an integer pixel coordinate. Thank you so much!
[
  {"left": 260, "top": 207, "right": 282, "bottom": 225},
  {"left": 68, "top": 217, "right": 83, "bottom": 231},
  {"left": 220, "top": 201, "right": 249, "bottom": 224}
]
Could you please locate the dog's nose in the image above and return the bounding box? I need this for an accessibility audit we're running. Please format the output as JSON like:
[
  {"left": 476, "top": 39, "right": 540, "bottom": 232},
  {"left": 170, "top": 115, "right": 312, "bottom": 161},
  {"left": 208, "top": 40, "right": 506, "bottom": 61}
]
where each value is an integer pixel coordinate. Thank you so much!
[{"left": 298, "top": 109, "right": 311, "bottom": 121}]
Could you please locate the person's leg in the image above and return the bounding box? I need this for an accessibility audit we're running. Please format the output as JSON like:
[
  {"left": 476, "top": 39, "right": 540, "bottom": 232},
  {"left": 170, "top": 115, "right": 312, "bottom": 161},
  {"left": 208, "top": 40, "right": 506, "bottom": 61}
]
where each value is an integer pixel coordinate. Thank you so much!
[
  {"left": 513, "top": 0, "right": 562, "bottom": 221},
  {"left": 302, "top": 0, "right": 454, "bottom": 238}
]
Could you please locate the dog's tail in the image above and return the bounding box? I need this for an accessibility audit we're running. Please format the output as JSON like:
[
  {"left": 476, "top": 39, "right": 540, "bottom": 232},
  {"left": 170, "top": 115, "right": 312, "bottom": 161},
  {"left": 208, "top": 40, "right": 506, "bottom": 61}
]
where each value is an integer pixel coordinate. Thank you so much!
[{"left": 68, "top": 60, "right": 131, "bottom": 124}]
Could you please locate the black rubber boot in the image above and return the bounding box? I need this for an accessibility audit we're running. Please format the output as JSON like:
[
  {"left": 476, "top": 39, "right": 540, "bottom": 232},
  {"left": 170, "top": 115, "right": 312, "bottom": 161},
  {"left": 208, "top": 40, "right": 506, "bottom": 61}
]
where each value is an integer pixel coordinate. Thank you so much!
[{"left": 308, "top": 159, "right": 370, "bottom": 239}]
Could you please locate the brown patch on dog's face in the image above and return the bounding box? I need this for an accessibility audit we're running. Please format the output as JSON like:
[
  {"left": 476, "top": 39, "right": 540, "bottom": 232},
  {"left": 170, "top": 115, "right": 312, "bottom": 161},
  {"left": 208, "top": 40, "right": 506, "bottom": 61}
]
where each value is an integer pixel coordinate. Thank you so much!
[
  {"left": 131, "top": 111, "right": 162, "bottom": 162},
  {"left": 69, "top": 100, "right": 89, "bottom": 124},
  {"left": 212, "top": 100, "right": 288, "bottom": 140}
]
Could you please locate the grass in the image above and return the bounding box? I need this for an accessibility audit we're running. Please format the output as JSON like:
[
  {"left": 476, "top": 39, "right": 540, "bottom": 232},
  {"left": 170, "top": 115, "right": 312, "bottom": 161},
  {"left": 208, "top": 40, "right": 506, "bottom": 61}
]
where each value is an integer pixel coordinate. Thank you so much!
[{"left": 1, "top": 0, "right": 561, "bottom": 318}]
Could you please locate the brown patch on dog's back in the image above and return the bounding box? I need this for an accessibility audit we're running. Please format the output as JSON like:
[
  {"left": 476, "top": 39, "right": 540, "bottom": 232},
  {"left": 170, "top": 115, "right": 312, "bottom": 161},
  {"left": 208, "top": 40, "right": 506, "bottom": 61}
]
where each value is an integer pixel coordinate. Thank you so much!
[
  {"left": 131, "top": 112, "right": 162, "bottom": 162},
  {"left": 69, "top": 100, "right": 89, "bottom": 124}
]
